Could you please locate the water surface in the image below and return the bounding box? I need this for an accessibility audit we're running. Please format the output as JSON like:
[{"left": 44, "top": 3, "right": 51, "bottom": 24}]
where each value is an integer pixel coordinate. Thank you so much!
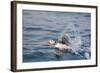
[{"left": 23, "top": 10, "right": 91, "bottom": 62}]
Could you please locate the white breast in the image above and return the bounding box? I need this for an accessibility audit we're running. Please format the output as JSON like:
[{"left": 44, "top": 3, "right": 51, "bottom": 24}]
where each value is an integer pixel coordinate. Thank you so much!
[{"left": 55, "top": 43, "right": 71, "bottom": 50}]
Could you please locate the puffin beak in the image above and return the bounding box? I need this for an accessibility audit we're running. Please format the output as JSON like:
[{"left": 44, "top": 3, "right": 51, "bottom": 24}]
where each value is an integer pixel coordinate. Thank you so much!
[{"left": 48, "top": 40, "right": 51, "bottom": 45}]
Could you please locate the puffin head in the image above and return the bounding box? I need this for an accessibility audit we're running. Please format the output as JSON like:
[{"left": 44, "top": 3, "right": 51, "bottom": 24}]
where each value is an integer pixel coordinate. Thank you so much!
[{"left": 48, "top": 39, "right": 56, "bottom": 45}]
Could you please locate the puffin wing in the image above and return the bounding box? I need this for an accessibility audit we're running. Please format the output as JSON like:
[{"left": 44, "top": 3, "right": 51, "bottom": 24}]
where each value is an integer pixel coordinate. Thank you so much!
[{"left": 58, "top": 34, "right": 71, "bottom": 46}]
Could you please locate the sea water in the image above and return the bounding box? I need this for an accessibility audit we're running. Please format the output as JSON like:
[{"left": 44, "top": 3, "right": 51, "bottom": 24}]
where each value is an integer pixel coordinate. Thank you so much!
[{"left": 23, "top": 10, "right": 91, "bottom": 62}]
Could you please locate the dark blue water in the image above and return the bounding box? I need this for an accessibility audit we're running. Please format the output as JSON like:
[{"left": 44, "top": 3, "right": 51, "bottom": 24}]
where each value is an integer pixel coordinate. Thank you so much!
[{"left": 23, "top": 10, "right": 91, "bottom": 62}]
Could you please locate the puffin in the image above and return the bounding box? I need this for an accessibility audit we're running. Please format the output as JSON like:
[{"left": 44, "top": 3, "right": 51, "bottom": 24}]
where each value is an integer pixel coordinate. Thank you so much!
[{"left": 48, "top": 34, "right": 71, "bottom": 55}]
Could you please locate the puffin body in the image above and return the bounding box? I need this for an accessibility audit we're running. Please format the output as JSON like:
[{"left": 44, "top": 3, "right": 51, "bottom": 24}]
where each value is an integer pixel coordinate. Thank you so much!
[{"left": 48, "top": 34, "right": 71, "bottom": 55}]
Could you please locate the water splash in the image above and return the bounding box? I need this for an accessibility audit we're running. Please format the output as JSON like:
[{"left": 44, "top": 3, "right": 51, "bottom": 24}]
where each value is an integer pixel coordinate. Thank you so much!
[{"left": 57, "top": 24, "right": 90, "bottom": 59}]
